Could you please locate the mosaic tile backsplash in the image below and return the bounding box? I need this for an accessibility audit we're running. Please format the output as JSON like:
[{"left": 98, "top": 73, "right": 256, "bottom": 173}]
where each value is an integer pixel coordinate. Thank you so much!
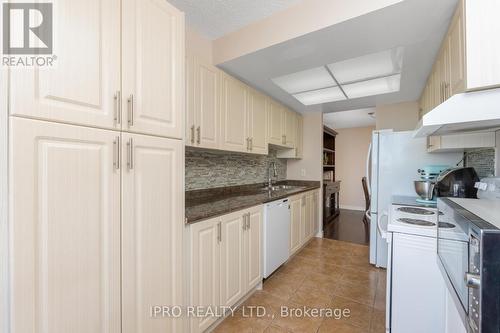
[
  {"left": 465, "top": 148, "right": 496, "bottom": 178},
  {"left": 185, "top": 147, "right": 287, "bottom": 190}
]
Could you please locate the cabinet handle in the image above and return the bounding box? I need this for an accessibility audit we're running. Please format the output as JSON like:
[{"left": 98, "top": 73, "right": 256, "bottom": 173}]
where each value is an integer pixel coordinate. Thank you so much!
[
  {"left": 242, "top": 214, "right": 247, "bottom": 231},
  {"left": 190, "top": 125, "right": 195, "bottom": 144},
  {"left": 250, "top": 138, "right": 253, "bottom": 151},
  {"left": 113, "top": 136, "right": 120, "bottom": 170},
  {"left": 114, "top": 91, "right": 122, "bottom": 125},
  {"left": 126, "top": 137, "right": 134, "bottom": 170},
  {"left": 196, "top": 126, "right": 201, "bottom": 144},
  {"left": 445, "top": 82, "right": 450, "bottom": 100},
  {"left": 247, "top": 213, "right": 250, "bottom": 230},
  {"left": 127, "top": 94, "right": 134, "bottom": 127},
  {"left": 217, "top": 222, "right": 222, "bottom": 242}
]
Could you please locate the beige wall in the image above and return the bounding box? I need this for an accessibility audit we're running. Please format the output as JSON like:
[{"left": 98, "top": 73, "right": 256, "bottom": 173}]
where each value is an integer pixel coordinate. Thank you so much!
[
  {"left": 335, "top": 126, "right": 374, "bottom": 210},
  {"left": 375, "top": 101, "right": 419, "bottom": 131},
  {"left": 186, "top": 26, "right": 213, "bottom": 64}
]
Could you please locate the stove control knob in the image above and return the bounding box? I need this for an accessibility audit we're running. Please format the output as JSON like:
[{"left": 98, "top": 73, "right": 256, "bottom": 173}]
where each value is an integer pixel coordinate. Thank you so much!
[{"left": 465, "top": 273, "right": 481, "bottom": 289}]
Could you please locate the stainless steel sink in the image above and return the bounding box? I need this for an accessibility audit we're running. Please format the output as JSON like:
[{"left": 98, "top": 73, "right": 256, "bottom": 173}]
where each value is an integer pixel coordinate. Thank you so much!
[{"left": 263, "top": 185, "right": 302, "bottom": 192}]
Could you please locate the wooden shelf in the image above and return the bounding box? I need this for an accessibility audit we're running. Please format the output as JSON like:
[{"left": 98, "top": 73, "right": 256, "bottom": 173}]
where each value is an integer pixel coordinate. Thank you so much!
[
  {"left": 323, "top": 148, "right": 335, "bottom": 153},
  {"left": 323, "top": 165, "right": 335, "bottom": 168}
]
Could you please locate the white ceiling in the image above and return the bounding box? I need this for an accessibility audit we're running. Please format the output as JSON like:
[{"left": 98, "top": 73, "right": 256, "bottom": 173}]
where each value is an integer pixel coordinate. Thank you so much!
[
  {"left": 323, "top": 108, "right": 376, "bottom": 129},
  {"left": 168, "top": 0, "right": 302, "bottom": 39},
  {"left": 218, "top": 0, "right": 458, "bottom": 113}
]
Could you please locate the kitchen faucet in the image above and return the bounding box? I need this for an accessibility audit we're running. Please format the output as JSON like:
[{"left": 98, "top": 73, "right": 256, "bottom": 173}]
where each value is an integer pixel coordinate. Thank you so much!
[{"left": 268, "top": 162, "right": 278, "bottom": 188}]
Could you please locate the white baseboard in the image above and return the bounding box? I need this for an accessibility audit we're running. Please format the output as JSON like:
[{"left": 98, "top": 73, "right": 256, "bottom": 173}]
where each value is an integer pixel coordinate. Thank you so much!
[{"left": 340, "top": 205, "right": 366, "bottom": 211}]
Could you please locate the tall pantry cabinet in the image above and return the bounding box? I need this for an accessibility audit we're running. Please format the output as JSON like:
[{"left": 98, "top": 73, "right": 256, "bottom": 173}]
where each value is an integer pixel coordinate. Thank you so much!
[{"left": 5, "top": 1, "right": 185, "bottom": 333}]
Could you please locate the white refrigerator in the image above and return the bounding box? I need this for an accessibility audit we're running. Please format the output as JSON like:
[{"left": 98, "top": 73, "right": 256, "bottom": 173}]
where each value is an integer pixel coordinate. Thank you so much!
[{"left": 367, "top": 130, "right": 462, "bottom": 268}]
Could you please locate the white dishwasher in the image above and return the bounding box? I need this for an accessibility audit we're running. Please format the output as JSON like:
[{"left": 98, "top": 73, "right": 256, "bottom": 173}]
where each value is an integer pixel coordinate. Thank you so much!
[{"left": 263, "top": 198, "right": 291, "bottom": 278}]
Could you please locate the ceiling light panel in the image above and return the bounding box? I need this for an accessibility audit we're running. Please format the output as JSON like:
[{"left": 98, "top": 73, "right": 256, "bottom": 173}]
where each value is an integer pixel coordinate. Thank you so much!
[
  {"left": 272, "top": 66, "right": 336, "bottom": 94},
  {"left": 293, "top": 86, "right": 346, "bottom": 105},
  {"left": 342, "top": 74, "right": 401, "bottom": 99},
  {"left": 327, "top": 47, "right": 404, "bottom": 84}
]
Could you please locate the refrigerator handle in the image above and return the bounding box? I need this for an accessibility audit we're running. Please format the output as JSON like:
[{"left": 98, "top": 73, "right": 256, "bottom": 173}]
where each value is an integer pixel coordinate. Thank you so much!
[{"left": 366, "top": 142, "right": 372, "bottom": 196}]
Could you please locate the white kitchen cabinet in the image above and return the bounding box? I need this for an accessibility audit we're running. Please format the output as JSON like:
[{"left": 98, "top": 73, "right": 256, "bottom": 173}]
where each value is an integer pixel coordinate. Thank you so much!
[
  {"left": 419, "top": 0, "right": 500, "bottom": 117},
  {"left": 189, "top": 217, "right": 221, "bottom": 333},
  {"left": 220, "top": 74, "right": 248, "bottom": 153},
  {"left": 188, "top": 205, "right": 263, "bottom": 332},
  {"left": 245, "top": 206, "right": 263, "bottom": 290},
  {"left": 289, "top": 195, "right": 302, "bottom": 255},
  {"left": 427, "top": 131, "right": 496, "bottom": 152},
  {"left": 186, "top": 54, "right": 220, "bottom": 149},
  {"left": 10, "top": 0, "right": 184, "bottom": 139},
  {"left": 449, "top": 1, "right": 466, "bottom": 95},
  {"left": 121, "top": 133, "right": 184, "bottom": 333},
  {"left": 122, "top": 0, "right": 184, "bottom": 138},
  {"left": 289, "top": 190, "right": 318, "bottom": 255},
  {"left": 296, "top": 116, "right": 304, "bottom": 159},
  {"left": 9, "top": 117, "right": 121, "bottom": 333},
  {"left": 284, "top": 109, "right": 297, "bottom": 148},
  {"left": 219, "top": 211, "right": 246, "bottom": 307},
  {"left": 267, "top": 99, "right": 285, "bottom": 146},
  {"left": 10, "top": 0, "right": 121, "bottom": 130},
  {"left": 312, "top": 191, "right": 319, "bottom": 236},
  {"left": 247, "top": 88, "right": 268, "bottom": 155},
  {"left": 390, "top": 232, "right": 446, "bottom": 333}
]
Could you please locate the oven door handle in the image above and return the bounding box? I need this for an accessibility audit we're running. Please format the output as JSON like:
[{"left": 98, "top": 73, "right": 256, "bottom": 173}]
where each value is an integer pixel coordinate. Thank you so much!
[{"left": 378, "top": 211, "right": 388, "bottom": 239}]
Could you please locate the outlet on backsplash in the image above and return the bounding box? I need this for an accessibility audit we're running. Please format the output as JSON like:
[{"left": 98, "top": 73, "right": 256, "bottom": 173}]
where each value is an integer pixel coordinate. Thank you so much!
[{"left": 185, "top": 147, "right": 287, "bottom": 190}]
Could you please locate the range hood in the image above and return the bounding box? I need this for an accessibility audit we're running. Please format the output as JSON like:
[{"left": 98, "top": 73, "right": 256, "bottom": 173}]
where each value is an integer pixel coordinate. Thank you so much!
[{"left": 414, "top": 88, "right": 500, "bottom": 137}]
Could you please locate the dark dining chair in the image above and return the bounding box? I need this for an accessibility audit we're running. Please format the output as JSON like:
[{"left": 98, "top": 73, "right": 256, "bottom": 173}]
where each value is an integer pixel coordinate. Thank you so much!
[{"left": 362, "top": 177, "right": 371, "bottom": 225}]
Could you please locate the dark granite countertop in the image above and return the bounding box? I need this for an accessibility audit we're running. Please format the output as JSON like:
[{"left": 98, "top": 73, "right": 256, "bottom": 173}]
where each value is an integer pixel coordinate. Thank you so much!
[{"left": 186, "top": 180, "right": 321, "bottom": 224}]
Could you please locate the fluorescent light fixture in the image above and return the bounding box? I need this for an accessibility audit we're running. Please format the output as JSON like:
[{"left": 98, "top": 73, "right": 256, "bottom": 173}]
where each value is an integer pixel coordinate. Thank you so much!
[
  {"left": 293, "top": 86, "right": 346, "bottom": 105},
  {"left": 271, "top": 47, "right": 404, "bottom": 106},
  {"left": 327, "top": 48, "right": 404, "bottom": 84},
  {"left": 342, "top": 74, "right": 401, "bottom": 99},
  {"left": 272, "top": 66, "right": 335, "bottom": 94}
]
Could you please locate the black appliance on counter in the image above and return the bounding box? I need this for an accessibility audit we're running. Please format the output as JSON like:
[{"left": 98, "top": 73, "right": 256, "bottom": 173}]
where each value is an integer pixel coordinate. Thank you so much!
[
  {"left": 437, "top": 198, "right": 500, "bottom": 333},
  {"left": 435, "top": 167, "right": 480, "bottom": 199}
]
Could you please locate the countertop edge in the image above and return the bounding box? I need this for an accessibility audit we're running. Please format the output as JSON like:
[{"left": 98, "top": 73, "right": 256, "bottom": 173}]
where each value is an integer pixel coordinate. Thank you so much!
[{"left": 185, "top": 184, "right": 320, "bottom": 225}]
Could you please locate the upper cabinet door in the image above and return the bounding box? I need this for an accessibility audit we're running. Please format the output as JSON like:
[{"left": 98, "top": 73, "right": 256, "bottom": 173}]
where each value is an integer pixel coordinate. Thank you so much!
[
  {"left": 121, "top": 132, "right": 184, "bottom": 333},
  {"left": 284, "top": 110, "right": 297, "bottom": 148},
  {"left": 220, "top": 74, "right": 248, "bottom": 152},
  {"left": 296, "top": 115, "right": 303, "bottom": 159},
  {"left": 248, "top": 89, "right": 268, "bottom": 155},
  {"left": 122, "top": 0, "right": 184, "bottom": 139},
  {"left": 268, "top": 99, "right": 284, "bottom": 145},
  {"left": 186, "top": 54, "right": 196, "bottom": 146},
  {"left": 10, "top": 0, "right": 121, "bottom": 130},
  {"left": 220, "top": 211, "right": 245, "bottom": 307},
  {"left": 10, "top": 118, "right": 121, "bottom": 333},
  {"left": 449, "top": 1, "right": 466, "bottom": 95},
  {"left": 197, "top": 62, "right": 220, "bottom": 149},
  {"left": 245, "top": 207, "right": 263, "bottom": 290}
]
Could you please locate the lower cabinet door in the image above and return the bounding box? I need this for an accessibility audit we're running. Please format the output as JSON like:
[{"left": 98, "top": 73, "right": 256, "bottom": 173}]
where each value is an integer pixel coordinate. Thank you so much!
[
  {"left": 289, "top": 196, "right": 302, "bottom": 255},
  {"left": 220, "top": 211, "right": 245, "bottom": 307},
  {"left": 245, "top": 206, "right": 263, "bottom": 290},
  {"left": 305, "top": 193, "right": 314, "bottom": 241},
  {"left": 312, "top": 191, "right": 319, "bottom": 236},
  {"left": 121, "top": 132, "right": 184, "bottom": 333},
  {"left": 190, "top": 218, "right": 221, "bottom": 333},
  {"left": 9, "top": 117, "right": 121, "bottom": 333}
]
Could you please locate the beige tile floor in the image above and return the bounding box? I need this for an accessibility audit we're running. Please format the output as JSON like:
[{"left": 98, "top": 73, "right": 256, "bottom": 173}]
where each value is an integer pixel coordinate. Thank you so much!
[{"left": 214, "top": 237, "right": 386, "bottom": 333}]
